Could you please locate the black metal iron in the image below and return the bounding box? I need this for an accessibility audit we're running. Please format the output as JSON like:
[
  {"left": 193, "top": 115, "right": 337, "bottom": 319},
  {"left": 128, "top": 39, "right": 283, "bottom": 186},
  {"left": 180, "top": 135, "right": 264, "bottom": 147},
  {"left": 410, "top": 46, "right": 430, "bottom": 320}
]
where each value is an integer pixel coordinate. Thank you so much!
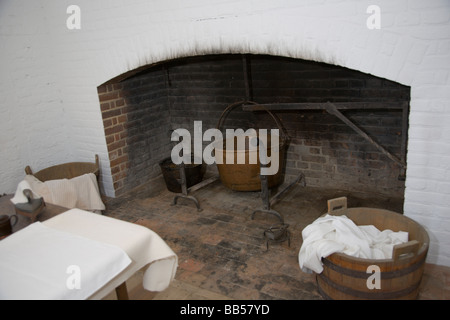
[{"left": 263, "top": 223, "right": 291, "bottom": 251}]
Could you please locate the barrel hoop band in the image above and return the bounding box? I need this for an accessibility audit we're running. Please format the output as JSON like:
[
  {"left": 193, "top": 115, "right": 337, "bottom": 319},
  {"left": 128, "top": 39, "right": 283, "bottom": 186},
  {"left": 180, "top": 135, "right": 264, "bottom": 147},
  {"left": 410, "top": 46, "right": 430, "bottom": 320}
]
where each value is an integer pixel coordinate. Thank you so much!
[
  {"left": 322, "top": 255, "right": 426, "bottom": 279},
  {"left": 317, "top": 273, "right": 421, "bottom": 300}
]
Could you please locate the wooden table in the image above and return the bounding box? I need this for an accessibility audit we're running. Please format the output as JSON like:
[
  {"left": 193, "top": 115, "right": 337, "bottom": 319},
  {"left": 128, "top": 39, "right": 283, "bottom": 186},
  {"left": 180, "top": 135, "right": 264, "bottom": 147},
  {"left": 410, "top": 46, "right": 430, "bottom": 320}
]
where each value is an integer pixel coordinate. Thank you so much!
[
  {"left": 0, "top": 196, "right": 132, "bottom": 299},
  {"left": 0, "top": 197, "right": 178, "bottom": 300},
  {"left": 0, "top": 194, "right": 68, "bottom": 234}
]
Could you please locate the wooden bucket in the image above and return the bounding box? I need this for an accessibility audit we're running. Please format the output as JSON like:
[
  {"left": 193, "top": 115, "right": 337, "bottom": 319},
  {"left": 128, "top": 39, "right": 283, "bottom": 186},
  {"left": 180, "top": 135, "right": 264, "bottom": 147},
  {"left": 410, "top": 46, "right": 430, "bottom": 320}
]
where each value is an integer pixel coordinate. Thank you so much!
[
  {"left": 316, "top": 197, "right": 429, "bottom": 300},
  {"left": 214, "top": 101, "right": 287, "bottom": 191}
]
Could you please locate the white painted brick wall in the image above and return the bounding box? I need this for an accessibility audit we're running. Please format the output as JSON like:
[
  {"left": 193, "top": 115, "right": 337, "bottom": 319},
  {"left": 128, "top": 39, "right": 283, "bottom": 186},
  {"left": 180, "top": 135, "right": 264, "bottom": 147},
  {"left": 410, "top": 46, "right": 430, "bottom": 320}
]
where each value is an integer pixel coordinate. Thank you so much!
[{"left": 1, "top": 0, "right": 450, "bottom": 266}]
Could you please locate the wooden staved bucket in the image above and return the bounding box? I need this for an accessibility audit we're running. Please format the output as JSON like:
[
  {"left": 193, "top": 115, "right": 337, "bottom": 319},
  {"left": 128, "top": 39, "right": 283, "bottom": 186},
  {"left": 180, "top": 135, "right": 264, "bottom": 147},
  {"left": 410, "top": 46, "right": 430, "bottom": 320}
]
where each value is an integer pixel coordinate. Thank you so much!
[
  {"left": 317, "top": 197, "right": 429, "bottom": 300},
  {"left": 214, "top": 101, "right": 287, "bottom": 192}
]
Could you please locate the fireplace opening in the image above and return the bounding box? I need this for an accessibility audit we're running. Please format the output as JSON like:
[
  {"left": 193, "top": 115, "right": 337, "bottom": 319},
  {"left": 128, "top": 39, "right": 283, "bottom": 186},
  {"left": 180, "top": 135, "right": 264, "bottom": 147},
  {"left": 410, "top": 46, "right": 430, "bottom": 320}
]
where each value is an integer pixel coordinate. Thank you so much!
[{"left": 97, "top": 54, "right": 410, "bottom": 205}]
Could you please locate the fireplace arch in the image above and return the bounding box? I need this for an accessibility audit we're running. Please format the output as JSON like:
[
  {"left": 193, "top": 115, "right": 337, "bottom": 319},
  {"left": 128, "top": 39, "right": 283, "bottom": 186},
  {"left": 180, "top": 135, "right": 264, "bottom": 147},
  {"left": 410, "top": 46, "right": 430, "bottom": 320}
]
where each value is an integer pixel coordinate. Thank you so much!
[{"left": 97, "top": 54, "right": 410, "bottom": 199}]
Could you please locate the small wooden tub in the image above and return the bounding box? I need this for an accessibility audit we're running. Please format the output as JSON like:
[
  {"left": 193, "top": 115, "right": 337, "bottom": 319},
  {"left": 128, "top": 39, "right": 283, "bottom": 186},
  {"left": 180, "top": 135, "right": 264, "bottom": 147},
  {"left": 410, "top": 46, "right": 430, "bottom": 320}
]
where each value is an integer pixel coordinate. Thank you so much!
[{"left": 316, "top": 197, "right": 429, "bottom": 300}]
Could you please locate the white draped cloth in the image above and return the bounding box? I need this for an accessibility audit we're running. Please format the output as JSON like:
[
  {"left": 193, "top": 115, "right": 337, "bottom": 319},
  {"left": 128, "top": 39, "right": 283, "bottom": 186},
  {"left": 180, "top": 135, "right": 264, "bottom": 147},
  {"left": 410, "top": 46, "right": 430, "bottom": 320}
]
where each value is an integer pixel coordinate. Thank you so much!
[
  {"left": 0, "top": 222, "right": 131, "bottom": 300},
  {"left": 11, "top": 174, "right": 105, "bottom": 212},
  {"left": 0, "top": 209, "right": 178, "bottom": 300},
  {"left": 43, "top": 209, "right": 178, "bottom": 298},
  {"left": 298, "top": 214, "right": 408, "bottom": 274}
]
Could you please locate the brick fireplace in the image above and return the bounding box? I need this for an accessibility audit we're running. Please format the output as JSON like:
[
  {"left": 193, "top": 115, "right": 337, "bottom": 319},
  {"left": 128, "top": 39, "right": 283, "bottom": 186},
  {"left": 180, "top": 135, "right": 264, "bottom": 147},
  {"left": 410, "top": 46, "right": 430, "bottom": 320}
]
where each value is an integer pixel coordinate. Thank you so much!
[
  {"left": 97, "top": 54, "right": 410, "bottom": 199},
  {"left": 3, "top": 0, "right": 448, "bottom": 266}
]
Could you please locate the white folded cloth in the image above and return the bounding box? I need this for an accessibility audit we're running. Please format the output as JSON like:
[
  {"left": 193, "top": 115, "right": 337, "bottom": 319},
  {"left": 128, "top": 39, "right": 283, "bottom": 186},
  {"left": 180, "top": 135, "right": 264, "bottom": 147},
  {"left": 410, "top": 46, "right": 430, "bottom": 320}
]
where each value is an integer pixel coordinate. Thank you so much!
[
  {"left": 298, "top": 214, "right": 408, "bottom": 274},
  {"left": 0, "top": 209, "right": 178, "bottom": 300},
  {"left": 11, "top": 174, "right": 105, "bottom": 212},
  {"left": 43, "top": 209, "right": 178, "bottom": 297},
  {"left": 0, "top": 222, "right": 131, "bottom": 300},
  {"left": 10, "top": 178, "right": 41, "bottom": 203}
]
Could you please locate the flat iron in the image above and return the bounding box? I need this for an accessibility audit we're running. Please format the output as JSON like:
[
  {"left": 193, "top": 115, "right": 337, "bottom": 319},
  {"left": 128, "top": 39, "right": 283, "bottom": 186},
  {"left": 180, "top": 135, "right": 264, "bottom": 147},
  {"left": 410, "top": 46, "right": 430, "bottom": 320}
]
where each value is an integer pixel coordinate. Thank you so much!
[{"left": 14, "top": 189, "right": 45, "bottom": 222}]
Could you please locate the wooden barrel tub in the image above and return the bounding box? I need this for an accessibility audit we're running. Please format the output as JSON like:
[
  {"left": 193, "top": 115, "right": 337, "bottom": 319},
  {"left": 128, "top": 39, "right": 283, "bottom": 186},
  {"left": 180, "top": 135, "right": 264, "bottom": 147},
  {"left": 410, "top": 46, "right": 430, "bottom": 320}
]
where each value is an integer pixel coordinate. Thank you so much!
[
  {"left": 214, "top": 101, "right": 289, "bottom": 192},
  {"left": 316, "top": 197, "right": 429, "bottom": 300}
]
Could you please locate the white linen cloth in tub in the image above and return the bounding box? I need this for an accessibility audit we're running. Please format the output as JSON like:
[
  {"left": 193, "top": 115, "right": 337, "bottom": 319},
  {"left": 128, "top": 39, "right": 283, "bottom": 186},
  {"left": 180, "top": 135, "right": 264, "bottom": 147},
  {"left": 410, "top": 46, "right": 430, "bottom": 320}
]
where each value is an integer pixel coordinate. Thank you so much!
[{"left": 298, "top": 214, "right": 408, "bottom": 274}]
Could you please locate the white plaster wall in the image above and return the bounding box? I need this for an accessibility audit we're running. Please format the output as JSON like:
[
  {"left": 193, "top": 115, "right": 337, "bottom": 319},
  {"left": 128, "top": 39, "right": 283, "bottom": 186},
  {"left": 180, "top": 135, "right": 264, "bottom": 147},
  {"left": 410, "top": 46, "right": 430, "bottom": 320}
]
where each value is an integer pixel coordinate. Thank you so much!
[{"left": 1, "top": 0, "right": 450, "bottom": 266}]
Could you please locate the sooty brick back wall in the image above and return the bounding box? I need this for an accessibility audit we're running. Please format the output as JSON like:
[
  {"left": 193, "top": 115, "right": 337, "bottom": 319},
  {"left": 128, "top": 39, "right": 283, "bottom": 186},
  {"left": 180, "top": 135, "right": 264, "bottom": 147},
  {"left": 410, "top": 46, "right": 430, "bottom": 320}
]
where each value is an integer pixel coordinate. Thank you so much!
[
  {"left": 98, "top": 54, "right": 410, "bottom": 199},
  {"left": 250, "top": 55, "right": 409, "bottom": 199}
]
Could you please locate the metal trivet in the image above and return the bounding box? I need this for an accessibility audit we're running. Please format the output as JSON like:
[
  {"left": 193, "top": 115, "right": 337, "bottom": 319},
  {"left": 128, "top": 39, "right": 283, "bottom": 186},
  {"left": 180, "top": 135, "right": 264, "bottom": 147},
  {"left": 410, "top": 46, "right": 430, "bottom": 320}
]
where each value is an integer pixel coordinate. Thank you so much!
[{"left": 263, "top": 223, "right": 290, "bottom": 251}]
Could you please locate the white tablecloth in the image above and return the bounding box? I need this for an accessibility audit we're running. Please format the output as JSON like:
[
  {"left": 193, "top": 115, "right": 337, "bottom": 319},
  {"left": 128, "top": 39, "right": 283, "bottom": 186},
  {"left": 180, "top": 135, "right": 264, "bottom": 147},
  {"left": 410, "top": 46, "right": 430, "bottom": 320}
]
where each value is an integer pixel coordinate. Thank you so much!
[
  {"left": 0, "top": 222, "right": 131, "bottom": 300},
  {"left": 0, "top": 209, "right": 178, "bottom": 300}
]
